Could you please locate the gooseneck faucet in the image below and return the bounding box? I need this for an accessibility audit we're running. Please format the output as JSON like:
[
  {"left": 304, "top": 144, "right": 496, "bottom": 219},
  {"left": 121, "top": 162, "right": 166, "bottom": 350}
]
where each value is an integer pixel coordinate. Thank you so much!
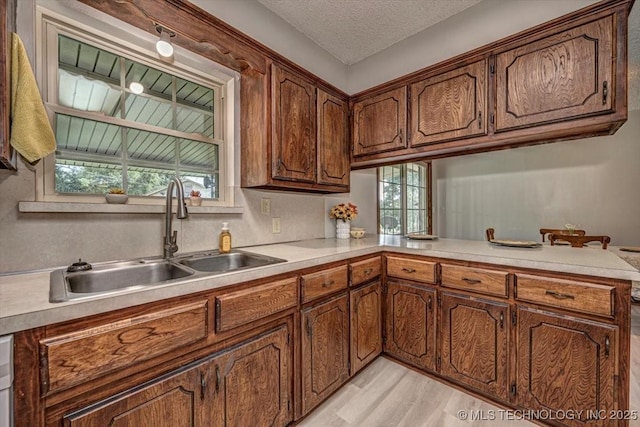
[{"left": 164, "top": 177, "right": 189, "bottom": 258}]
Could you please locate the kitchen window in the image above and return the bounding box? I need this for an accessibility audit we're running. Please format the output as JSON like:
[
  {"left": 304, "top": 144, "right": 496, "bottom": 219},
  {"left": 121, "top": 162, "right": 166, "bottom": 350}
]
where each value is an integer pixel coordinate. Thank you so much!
[
  {"left": 37, "top": 10, "right": 234, "bottom": 206},
  {"left": 378, "top": 162, "right": 431, "bottom": 235}
]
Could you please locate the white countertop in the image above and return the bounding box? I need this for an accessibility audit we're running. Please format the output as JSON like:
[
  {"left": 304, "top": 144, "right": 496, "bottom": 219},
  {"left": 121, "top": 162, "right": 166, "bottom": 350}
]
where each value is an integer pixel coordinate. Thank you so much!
[{"left": 1, "top": 236, "right": 639, "bottom": 335}]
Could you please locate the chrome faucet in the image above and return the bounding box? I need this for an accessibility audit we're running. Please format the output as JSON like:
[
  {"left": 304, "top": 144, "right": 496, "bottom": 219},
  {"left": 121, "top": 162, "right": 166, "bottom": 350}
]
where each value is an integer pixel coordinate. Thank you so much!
[{"left": 163, "top": 177, "right": 189, "bottom": 258}]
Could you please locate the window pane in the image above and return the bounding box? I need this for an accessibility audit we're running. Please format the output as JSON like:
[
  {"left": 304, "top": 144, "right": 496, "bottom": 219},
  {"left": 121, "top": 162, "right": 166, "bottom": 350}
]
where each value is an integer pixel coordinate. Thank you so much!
[
  {"left": 127, "top": 129, "right": 176, "bottom": 164},
  {"left": 55, "top": 159, "right": 122, "bottom": 194},
  {"left": 127, "top": 166, "right": 174, "bottom": 196},
  {"left": 124, "top": 60, "right": 174, "bottom": 129},
  {"left": 182, "top": 172, "right": 218, "bottom": 200},
  {"left": 176, "top": 77, "right": 214, "bottom": 137},
  {"left": 56, "top": 114, "right": 122, "bottom": 156},
  {"left": 179, "top": 139, "right": 218, "bottom": 169},
  {"left": 380, "top": 210, "right": 401, "bottom": 234},
  {"left": 58, "top": 36, "right": 121, "bottom": 117}
]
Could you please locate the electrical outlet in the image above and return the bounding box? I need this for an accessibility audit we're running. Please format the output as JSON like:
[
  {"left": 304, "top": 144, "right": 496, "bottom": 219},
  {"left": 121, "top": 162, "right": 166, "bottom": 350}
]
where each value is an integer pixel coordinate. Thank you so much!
[
  {"left": 272, "top": 217, "right": 281, "bottom": 234},
  {"left": 261, "top": 198, "right": 271, "bottom": 215}
]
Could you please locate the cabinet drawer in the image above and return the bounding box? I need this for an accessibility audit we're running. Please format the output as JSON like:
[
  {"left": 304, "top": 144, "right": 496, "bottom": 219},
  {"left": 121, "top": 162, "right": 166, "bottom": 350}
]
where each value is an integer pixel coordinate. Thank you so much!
[
  {"left": 441, "top": 265, "right": 508, "bottom": 297},
  {"left": 301, "top": 265, "right": 348, "bottom": 303},
  {"left": 386, "top": 256, "right": 436, "bottom": 284},
  {"left": 216, "top": 278, "right": 298, "bottom": 332},
  {"left": 350, "top": 256, "right": 381, "bottom": 287},
  {"left": 516, "top": 274, "right": 614, "bottom": 317},
  {"left": 41, "top": 301, "right": 209, "bottom": 394}
]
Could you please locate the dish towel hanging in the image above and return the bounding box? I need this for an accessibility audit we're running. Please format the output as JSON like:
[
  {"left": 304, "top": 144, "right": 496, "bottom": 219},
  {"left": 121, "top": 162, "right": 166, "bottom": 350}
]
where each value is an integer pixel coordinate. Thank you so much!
[{"left": 10, "top": 32, "right": 56, "bottom": 164}]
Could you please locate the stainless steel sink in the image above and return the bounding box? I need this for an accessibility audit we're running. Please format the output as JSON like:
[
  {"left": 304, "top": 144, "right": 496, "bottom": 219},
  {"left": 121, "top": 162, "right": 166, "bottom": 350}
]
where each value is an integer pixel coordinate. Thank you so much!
[
  {"left": 176, "top": 250, "right": 286, "bottom": 273},
  {"left": 49, "top": 259, "right": 195, "bottom": 302},
  {"left": 49, "top": 250, "right": 287, "bottom": 302}
]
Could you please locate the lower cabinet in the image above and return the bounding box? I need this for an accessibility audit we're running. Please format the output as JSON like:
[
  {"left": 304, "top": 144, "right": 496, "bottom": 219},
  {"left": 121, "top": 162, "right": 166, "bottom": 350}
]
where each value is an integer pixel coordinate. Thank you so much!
[
  {"left": 440, "top": 292, "right": 510, "bottom": 401},
  {"left": 301, "top": 293, "right": 350, "bottom": 415},
  {"left": 516, "top": 307, "right": 618, "bottom": 427},
  {"left": 350, "top": 281, "right": 382, "bottom": 374},
  {"left": 384, "top": 280, "right": 436, "bottom": 371},
  {"left": 63, "top": 324, "right": 292, "bottom": 427}
]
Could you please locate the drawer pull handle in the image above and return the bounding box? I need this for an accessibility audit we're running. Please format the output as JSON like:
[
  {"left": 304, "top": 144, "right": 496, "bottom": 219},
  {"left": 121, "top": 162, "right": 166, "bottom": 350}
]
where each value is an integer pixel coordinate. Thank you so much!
[
  {"left": 402, "top": 267, "right": 416, "bottom": 273},
  {"left": 364, "top": 268, "right": 373, "bottom": 275},
  {"left": 200, "top": 372, "right": 206, "bottom": 400},
  {"left": 215, "top": 366, "right": 220, "bottom": 394},
  {"left": 322, "top": 280, "right": 335, "bottom": 288},
  {"left": 462, "top": 278, "right": 481, "bottom": 285},
  {"left": 545, "top": 290, "right": 575, "bottom": 300},
  {"left": 605, "top": 336, "right": 610, "bottom": 357}
]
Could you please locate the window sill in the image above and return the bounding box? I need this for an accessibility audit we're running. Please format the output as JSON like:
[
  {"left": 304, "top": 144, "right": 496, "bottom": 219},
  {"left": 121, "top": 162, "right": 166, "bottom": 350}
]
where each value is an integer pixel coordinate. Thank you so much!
[{"left": 18, "top": 201, "right": 244, "bottom": 215}]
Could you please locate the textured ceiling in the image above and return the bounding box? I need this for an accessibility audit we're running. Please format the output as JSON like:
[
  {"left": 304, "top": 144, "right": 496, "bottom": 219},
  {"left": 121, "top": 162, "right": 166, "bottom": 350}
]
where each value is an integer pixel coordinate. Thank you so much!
[{"left": 256, "top": 0, "right": 482, "bottom": 65}]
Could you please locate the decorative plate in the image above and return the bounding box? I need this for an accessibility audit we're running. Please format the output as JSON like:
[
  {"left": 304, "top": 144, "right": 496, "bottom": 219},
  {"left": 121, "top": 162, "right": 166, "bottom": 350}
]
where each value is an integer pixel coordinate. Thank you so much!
[
  {"left": 490, "top": 239, "right": 541, "bottom": 248},
  {"left": 406, "top": 233, "right": 439, "bottom": 240}
]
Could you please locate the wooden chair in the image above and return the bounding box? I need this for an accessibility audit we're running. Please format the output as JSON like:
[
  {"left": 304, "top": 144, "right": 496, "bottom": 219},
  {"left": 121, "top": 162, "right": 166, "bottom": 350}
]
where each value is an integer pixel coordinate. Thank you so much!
[
  {"left": 548, "top": 234, "right": 611, "bottom": 249},
  {"left": 485, "top": 228, "right": 495, "bottom": 241},
  {"left": 539, "top": 228, "right": 586, "bottom": 242}
]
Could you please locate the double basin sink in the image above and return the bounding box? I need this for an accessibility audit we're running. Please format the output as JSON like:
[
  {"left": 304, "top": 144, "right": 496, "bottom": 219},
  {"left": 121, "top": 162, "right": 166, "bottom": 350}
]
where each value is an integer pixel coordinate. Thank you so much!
[{"left": 49, "top": 250, "right": 286, "bottom": 302}]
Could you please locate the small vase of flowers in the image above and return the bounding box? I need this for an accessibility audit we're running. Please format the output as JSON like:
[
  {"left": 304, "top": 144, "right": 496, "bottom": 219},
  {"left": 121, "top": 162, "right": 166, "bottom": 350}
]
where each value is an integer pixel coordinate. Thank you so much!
[
  {"left": 329, "top": 202, "right": 358, "bottom": 239},
  {"left": 189, "top": 190, "right": 202, "bottom": 206}
]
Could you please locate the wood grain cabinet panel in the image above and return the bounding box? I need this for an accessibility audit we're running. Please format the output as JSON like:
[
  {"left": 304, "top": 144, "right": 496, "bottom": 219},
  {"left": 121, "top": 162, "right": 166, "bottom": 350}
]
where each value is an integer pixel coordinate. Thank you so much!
[
  {"left": 516, "top": 307, "right": 617, "bottom": 426},
  {"left": 352, "top": 87, "right": 407, "bottom": 157},
  {"left": 301, "top": 294, "right": 350, "bottom": 415},
  {"left": 495, "top": 16, "right": 614, "bottom": 131},
  {"left": 349, "top": 256, "right": 382, "bottom": 287},
  {"left": 215, "top": 277, "right": 298, "bottom": 332},
  {"left": 350, "top": 281, "right": 382, "bottom": 374},
  {"left": 516, "top": 274, "right": 614, "bottom": 317},
  {"left": 384, "top": 281, "right": 436, "bottom": 371},
  {"left": 440, "top": 292, "right": 509, "bottom": 401},
  {"left": 441, "top": 264, "right": 509, "bottom": 298},
  {"left": 386, "top": 256, "right": 436, "bottom": 284},
  {"left": 210, "top": 324, "right": 292, "bottom": 427},
  {"left": 63, "top": 360, "right": 208, "bottom": 427},
  {"left": 301, "top": 265, "right": 348, "bottom": 303},
  {"left": 272, "top": 64, "right": 316, "bottom": 183},
  {"left": 40, "top": 301, "right": 208, "bottom": 394},
  {"left": 317, "top": 89, "right": 349, "bottom": 188},
  {"left": 0, "top": 0, "right": 17, "bottom": 170},
  {"left": 410, "top": 60, "right": 487, "bottom": 146}
]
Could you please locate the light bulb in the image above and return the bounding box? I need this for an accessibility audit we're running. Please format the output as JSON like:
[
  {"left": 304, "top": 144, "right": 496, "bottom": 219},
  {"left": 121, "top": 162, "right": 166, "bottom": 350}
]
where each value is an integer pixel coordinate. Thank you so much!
[
  {"left": 156, "top": 29, "right": 174, "bottom": 58},
  {"left": 129, "top": 81, "right": 144, "bottom": 95}
]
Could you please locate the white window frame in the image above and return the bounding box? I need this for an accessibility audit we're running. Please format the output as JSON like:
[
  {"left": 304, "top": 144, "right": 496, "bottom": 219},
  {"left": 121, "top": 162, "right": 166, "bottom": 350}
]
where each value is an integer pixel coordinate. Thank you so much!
[{"left": 34, "top": 4, "right": 237, "bottom": 207}]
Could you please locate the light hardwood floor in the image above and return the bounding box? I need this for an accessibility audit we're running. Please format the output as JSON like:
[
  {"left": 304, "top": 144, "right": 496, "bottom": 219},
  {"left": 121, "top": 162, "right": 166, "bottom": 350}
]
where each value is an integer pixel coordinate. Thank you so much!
[{"left": 299, "top": 305, "right": 640, "bottom": 427}]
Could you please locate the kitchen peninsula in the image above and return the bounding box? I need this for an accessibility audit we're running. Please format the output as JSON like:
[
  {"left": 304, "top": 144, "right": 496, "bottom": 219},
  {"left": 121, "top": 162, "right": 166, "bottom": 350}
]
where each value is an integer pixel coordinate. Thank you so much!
[{"left": 1, "top": 237, "right": 638, "bottom": 427}]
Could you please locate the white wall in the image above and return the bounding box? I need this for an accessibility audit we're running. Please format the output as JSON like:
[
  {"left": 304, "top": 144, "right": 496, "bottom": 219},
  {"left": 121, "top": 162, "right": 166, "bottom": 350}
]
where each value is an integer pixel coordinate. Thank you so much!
[{"left": 433, "top": 110, "right": 640, "bottom": 246}]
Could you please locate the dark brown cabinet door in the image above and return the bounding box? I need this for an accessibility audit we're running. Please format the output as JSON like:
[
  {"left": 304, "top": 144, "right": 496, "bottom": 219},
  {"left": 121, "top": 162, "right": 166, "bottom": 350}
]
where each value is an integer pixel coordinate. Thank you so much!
[
  {"left": 517, "top": 307, "right": 617, "bottom": 426},
  {"left": 410, "top": 60, "right": 487, "bottom": 146},
  {"left": 64, "top": 362, "right": 207, "bottom": 427},
  {"left": 317, "top": 89, "right": 349, "bottom": 188},
  {"left": 440, "top": 292, "right": 509, "bottom": 401},
  {"left": 1, "top": 0, "right": 17, "bottom": 170},
  {"left": 384, "top": 281, "right": 436, "bottom": 371},
  {"left": 210, "top": 324, "right": 292, "bottom": 427},
  {"left": 352, "top": 87, "right": 407, "bottom": 157},
  {"left": 272, "top": 64, "right": 316, "bottom": 183},
  {"left": 301, "top": 294, "right": 350, "bottom": 415},
  {"left": 350, "top": 281, "right": 382, "bottom": 374},
  {"left": 495, "top": 16, "right": 613, "bottom": 131}
]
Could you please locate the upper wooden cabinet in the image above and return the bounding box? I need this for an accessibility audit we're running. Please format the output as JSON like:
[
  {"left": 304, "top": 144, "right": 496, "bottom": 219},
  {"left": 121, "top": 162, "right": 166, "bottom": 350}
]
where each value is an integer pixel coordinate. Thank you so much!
[
  {"left": 317, "top": 89, "right": 349, "bottom": 187},
  {"left": 272, "top": 65, "right": 317, "bottom": 183},
  {"left": 349, "top": 1, "right": 631, "bottom": 167},
  {"left": 495, "top": 16, "right": 614, "bottom": 132},
  {"left": 410, "top": 60, "right": 487, "bottom": 146},
  {"left": 352, "top": 86, "right": 407, "bottom": 157},
  {"left": 242, "top": 63, "right": 349, "bottom": 193}
]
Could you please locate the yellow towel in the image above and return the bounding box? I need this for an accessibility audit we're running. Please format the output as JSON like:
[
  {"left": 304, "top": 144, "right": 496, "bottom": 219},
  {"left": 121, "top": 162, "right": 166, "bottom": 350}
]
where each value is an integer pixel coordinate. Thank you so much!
[{"left": 10, "top": 32, "right": 56, "bottom": 164}]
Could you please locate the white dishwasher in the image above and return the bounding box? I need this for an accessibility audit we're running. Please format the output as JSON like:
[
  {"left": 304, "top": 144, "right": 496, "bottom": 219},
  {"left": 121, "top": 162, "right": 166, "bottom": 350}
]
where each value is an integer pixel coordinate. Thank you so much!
[{"left": 0, "top": 335, "right": 13, "bottom": 427}]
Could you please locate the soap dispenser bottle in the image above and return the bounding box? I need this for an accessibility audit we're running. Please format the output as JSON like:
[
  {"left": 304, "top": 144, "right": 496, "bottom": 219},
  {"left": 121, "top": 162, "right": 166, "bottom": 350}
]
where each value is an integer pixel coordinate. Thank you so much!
[{"left": 219, "top": 222, "right": 232, "bottom": 253}]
